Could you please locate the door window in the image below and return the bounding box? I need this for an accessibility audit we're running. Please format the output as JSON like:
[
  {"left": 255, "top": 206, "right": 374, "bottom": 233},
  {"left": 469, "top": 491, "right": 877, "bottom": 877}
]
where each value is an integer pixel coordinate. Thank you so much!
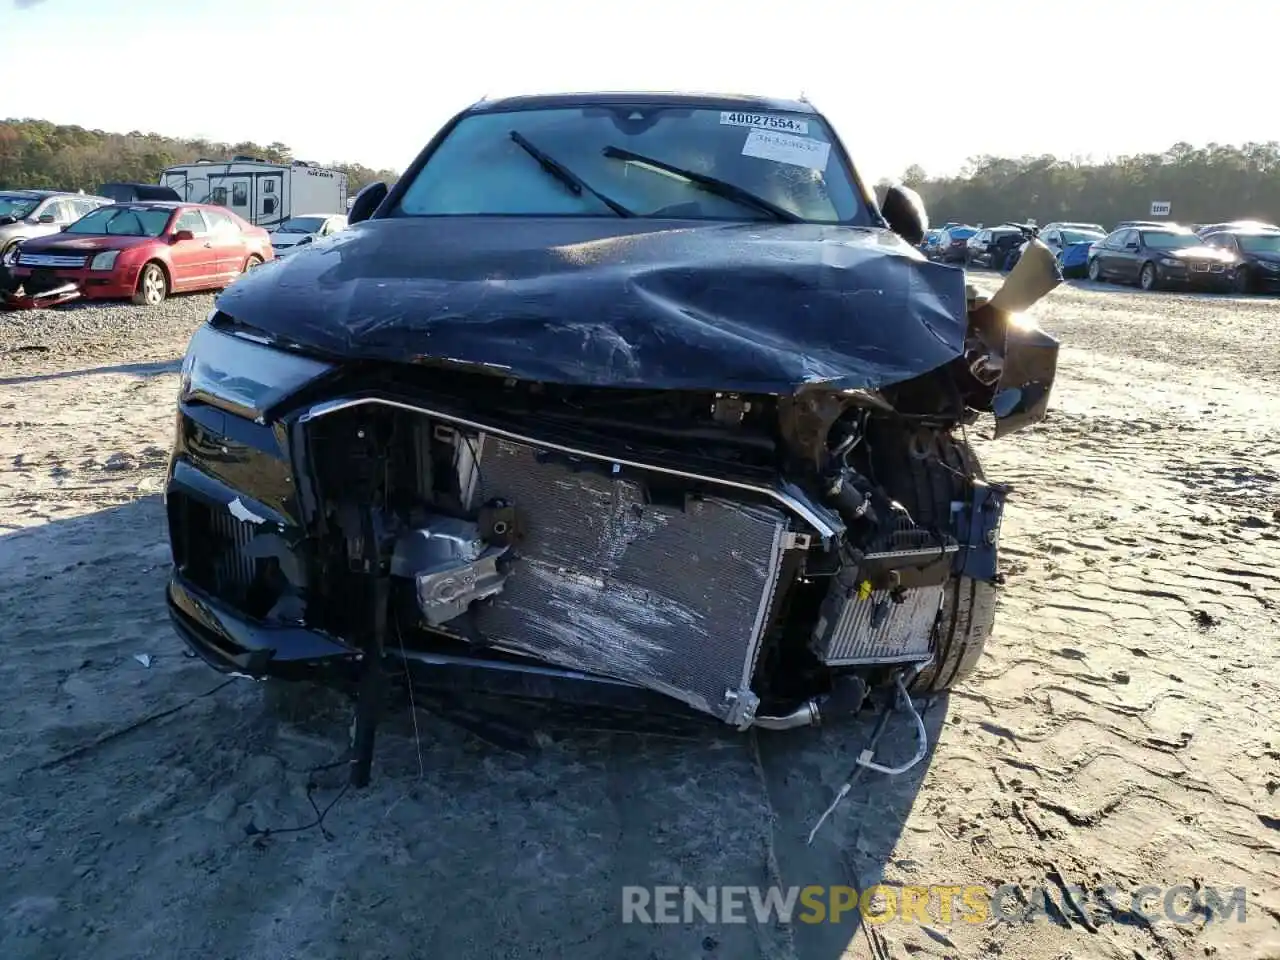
[
  {"left": 263, "top": 197, "right": 277, "bottom": 215},
  {"left": 211, "top": 186, "right": 228, "bottom": 206},
  {"left": 175, "top": 210, "right": 208, "bottom": 235},
  {"left": 205, "top": 209, "right": 241, "bottom": 236},
  {"left": 231, "top": 182, "right": 249, "bottom": 207}
]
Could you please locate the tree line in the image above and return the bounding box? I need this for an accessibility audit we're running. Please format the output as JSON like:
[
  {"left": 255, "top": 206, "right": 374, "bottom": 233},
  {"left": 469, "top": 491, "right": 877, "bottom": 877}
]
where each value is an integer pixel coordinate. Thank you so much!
[
  {"left": 0, "top": 119, "right": 399, "bottom": 196},
  {"left": 893, "top": 141, "right": 1280, "bottom": 228}
]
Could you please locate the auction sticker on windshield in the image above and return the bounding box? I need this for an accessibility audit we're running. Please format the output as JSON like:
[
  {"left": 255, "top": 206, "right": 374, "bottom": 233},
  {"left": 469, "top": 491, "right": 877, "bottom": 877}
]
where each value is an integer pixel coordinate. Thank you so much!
[
  {"left": 720, "top": 112, "right": 809, "bottom": 135},
  {"left": 741, "top": 129, "right": 831, "bottom": 170}
]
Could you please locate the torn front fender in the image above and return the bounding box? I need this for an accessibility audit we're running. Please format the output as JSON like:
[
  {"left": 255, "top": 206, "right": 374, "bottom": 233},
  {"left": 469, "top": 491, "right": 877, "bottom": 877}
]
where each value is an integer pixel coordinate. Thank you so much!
[
  {"left": 990, "top": 319, "right": 1059, "bottom": 438},
  {"left": 962, "top": 239, "right": 1062, "bottom": 438}
]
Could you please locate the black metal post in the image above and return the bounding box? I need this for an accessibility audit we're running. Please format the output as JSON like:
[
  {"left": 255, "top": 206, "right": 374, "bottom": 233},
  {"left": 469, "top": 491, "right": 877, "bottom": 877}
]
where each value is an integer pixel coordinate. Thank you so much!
[{"left": 349, "top": 570, "right": 389, "bottom": 788}]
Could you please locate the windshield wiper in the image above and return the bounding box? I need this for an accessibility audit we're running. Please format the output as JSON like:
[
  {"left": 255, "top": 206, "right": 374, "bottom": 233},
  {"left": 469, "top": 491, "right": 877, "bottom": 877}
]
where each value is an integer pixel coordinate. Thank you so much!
[
  {"left": 601, "top": 145, "right": 802, "bottom": 223},
  {"left": 509, "top": 130, "right": 632, "bottom": 217}
]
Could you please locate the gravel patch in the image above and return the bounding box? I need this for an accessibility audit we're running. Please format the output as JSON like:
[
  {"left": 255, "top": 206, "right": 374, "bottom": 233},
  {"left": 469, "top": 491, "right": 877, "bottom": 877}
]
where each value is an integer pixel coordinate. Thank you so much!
[{"left": 0, "top": 294, "right": 212, "bottom": 372}]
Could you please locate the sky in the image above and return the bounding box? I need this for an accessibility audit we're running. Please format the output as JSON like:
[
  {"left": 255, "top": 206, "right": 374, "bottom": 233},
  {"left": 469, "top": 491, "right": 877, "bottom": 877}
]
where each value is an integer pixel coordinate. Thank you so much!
[{"left": 2, "top": 0, "right": 1274, "bottom": 182}]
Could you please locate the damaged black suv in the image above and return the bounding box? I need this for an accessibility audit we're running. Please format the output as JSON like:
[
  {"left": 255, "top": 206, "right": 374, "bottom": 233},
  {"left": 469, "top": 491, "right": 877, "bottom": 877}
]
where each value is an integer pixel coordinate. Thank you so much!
[{"left": 166, "top": 92, "right": 1060, "bottom": 782}]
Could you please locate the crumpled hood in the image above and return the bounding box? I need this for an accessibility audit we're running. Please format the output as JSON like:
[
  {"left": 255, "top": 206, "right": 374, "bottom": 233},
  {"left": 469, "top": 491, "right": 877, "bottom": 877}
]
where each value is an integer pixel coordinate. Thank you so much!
[{"left": 216, "top": 217, "right": 971, "bottom": 394}]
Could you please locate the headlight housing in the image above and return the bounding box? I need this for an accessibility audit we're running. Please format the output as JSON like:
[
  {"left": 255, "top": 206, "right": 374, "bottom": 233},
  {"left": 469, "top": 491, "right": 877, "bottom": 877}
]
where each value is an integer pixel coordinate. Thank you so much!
[
  {"left": 1158, "top": 257, "right": 1182, "bottom": 267},
  {"left": 180, "top": 321, "right": 333, "bottom": 424},
  {"left": 89, "top": 250, "right": 120, "bottom": 270}
]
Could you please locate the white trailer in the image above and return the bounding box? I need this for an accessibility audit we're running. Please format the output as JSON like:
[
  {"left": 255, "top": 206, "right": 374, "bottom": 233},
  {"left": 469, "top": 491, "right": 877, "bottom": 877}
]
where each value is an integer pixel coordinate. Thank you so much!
[{"left": 158, "top": 157, "right": 348, "bottom": 229}]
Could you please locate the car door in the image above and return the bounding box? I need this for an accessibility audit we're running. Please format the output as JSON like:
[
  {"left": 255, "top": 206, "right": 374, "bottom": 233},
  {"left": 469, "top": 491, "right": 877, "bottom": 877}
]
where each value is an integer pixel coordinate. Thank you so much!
[
  {"left": 168, "top": 208, "right": 215, "bottom": 289},
  {"left": 203, "top": 209, "right": 247, "bottom": 280},
  {"left": 1119, "top": 229, "right": 1145, "bottom": 282},
  {"left": 971, "top": 230, "right": 989, "bottom": 263},
  {"left": 1094, "top": 230, "right": 1122, "bottom": 277}
]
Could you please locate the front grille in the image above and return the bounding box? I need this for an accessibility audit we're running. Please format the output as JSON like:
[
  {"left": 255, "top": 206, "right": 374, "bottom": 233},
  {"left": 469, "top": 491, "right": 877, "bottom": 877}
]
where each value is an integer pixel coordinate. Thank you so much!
[
  {"left": 466, "top": 436, "right": 789, "bottom": 723},
  {"left": 17, "top": 252, "right": 87, "bottom": 269},
  {"left": 169, "top": 492, "right": 260, "bottom": 605}
]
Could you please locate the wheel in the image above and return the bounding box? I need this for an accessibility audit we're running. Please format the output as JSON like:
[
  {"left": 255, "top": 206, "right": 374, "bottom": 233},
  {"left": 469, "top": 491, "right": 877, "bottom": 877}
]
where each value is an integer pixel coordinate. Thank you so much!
[
  {"left": 869, "top": 424, "right": 998, "bottom": 695},
  {"left": 1232, "top": 266, "right": 1253, "bottom": 294},
  {"left": 132, "top": 262, "right": 168, "bottom": 305},
  {"left": 1087, "top": 257, "right": 1103, "bottom": 282},
  {"left": 1139, "top": 261, "right": 1159, "bottom": 291}
]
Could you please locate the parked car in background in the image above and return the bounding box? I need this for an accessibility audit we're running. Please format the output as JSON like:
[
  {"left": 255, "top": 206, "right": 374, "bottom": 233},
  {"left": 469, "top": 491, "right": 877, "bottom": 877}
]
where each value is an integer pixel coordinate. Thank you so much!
[
  {"left": 967, "top": 224, "right": 1036, "bottom": 270},
  {"left": 1087, "top": 225, "right": 1235, "bottom": 290},
  {"left": 1114, "top": 220, "right": 1176, "bottom": 232},
  {"left": 1195, "top": 219, "right": 1279, "bottom": 239},
  {"left": 936, "top": 224, "right": 977, "bottom": 263},
  {"left": 8, "top": 201, "right": 272, "bottom": 305},
  {"left": 1202, "top": 228, "right": 1280, "bottom": 293},
  {"left": 0, "top": 190, "right": 110, "bottom": 263},
  {"left": 920, "top": 228, "right": 943, "bottom": 257},
  {"left": 1041, "top": 225, "right": 1106, "bottom": 278},
  {"left": 269, "top": 213, "right": 348, "bottom": 258},
  {"left": 97, "top": 182, "right": 183, "bottom": 203},
  {"left": 1039, "top": 224, "right": 1105, "bottom": 256},
  {"left": 1057, "top": 238, "right": 1100, "bottom": 279}
]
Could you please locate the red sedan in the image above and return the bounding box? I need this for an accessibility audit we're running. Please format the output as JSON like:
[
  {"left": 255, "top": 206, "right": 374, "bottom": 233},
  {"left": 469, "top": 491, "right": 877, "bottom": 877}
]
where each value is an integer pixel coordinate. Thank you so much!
[{"left": 6, "top": 201, "right": 273, "bottom": 306}]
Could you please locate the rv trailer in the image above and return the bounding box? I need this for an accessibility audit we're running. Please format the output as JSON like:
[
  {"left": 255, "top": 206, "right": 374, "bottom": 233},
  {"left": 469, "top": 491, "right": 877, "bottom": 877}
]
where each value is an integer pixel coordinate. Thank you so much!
[{"left": 159, "top": 157, "right": 348, "bottom": 229}]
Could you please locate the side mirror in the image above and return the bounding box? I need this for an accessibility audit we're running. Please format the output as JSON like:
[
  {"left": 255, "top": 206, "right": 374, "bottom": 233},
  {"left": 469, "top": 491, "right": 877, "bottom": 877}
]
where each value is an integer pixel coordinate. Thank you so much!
[
  {"left": 348, "top": 181, "right": 389, "bottom": 224},
  {"left": 172, "top": 229, "right": 196, "bottom": 243},
  {"left": 880, "top": 183, "right": 928, "bottom": 245},
  {"left": 296, "top": 235, "right": 314, "bottom": 245},
  {"left": 38, "top": 214, "right": 57, "bottom": 224}
]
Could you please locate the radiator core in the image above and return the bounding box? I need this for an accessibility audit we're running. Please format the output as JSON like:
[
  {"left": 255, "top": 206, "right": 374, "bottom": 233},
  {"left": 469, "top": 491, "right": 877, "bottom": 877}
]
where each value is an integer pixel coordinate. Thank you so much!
[{"left": 466, "top": 436, "right": 789, "bottom": 723}]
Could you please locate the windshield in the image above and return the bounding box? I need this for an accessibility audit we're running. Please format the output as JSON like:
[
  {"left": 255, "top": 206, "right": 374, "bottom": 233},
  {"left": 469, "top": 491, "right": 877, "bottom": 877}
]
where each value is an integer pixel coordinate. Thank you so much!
[
  {"left": 394, "top": 105, "right": 868, "bottom": 223},
  {"left": 1239, "top": 233, "right": 1280, "bottom": 254},
  {"left": 64, "top": 206, "right": 172, "bottom": 237},
  {"left": 0, "top": 195, "right": 40, "bottom": 220},
  {"left": 275, "top": 216, "right": 326, "bottom": 234},
  {"left": 1142, "top": 232, "right": 1198, "bottom": 250},
  {"left": 1062, "top": 229, "right": 1104, "bottom": 244}
]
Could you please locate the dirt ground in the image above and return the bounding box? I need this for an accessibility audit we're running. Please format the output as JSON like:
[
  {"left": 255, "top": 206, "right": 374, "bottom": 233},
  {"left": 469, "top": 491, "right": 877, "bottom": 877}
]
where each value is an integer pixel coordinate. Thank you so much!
[{"left": 1, "top": 278, "right": 1278, "bottom": 960}]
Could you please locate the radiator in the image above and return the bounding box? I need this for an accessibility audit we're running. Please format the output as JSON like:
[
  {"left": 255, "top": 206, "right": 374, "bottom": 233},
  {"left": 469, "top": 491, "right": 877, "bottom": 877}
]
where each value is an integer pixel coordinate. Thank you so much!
[
  {"left": 811, "top": 584, "right": 942, "bottom": 666},
  {"left": 467, "top": 436, "right": 789, "bottom": 725}
]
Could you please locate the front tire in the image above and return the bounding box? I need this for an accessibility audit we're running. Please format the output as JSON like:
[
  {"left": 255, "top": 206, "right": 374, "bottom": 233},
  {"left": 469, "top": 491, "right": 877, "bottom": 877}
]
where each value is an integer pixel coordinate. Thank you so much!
[
  {"left": 871, "top": 425, "right": 998, "bottom": 695},
  {"left": 1232, "top": 266, "right": 1254, "bottom": 294},
  {"left": 132, "top": 262, "right": 168, "bottom": 306},
  {"left": 1139, "top": 261, "right": 1160, "bottom": 291},
  {"left": 1087, "top": 257, "right": 1103, "bottom": 282}
]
